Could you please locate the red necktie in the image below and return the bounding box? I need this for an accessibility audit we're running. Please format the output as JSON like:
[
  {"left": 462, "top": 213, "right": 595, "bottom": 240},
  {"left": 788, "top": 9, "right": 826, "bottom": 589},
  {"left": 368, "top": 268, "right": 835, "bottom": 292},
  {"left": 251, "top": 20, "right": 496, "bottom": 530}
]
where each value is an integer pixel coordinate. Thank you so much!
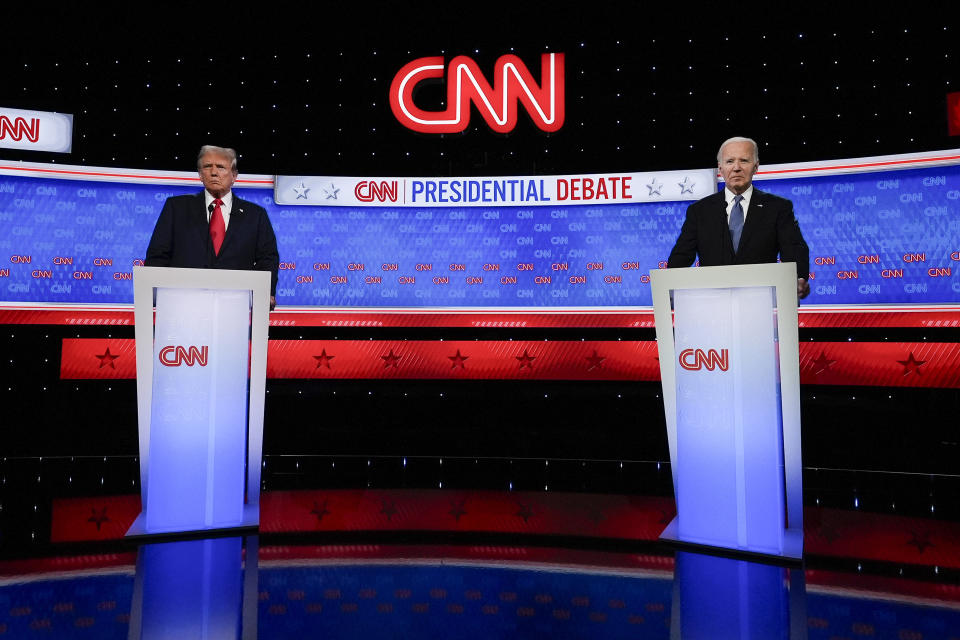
[{"left": 209, "top": 198, "right": 225, "bottom": 255}]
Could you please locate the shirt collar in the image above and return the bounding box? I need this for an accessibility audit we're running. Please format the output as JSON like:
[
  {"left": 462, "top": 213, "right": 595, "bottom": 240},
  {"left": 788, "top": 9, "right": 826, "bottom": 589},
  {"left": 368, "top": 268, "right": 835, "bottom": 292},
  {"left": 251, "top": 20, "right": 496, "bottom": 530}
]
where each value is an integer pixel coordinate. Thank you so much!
[
  {"left": 204, "top": 190, "right": 233, "bottom": 210},
  {"left": 724, "top": 184, "right": 754, "bottom": 205}
]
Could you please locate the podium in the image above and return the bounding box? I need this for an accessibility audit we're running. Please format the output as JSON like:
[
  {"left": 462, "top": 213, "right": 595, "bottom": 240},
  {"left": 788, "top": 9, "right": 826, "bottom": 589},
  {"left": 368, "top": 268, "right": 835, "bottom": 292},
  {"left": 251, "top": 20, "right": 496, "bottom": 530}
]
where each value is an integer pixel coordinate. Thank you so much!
[
  {"left": 650, "top": 263, "right": 804, "bottom": 560},
  {"left": 127, "top": 266, "right": 271, "bottom": 537}
]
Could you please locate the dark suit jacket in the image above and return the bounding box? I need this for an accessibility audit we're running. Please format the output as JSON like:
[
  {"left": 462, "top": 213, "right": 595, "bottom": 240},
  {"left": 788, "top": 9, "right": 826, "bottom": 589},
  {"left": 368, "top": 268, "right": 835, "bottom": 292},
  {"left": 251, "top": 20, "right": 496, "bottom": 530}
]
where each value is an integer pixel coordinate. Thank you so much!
[
  {"left": 667, "top": 188, "right": 810, "bottom": 279},
  {"left": 145, "top": 192, "right": 279, "bottom": 295}
]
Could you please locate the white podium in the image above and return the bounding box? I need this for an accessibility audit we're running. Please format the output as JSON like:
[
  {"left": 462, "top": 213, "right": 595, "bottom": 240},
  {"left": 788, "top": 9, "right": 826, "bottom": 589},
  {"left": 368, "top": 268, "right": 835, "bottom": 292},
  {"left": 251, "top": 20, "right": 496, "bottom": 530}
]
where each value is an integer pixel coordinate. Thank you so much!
[
  {"left": 651, "top": 263, "right": 804, "bottom": 560},
  {"left": 127, "top": 266, "right": 270, "bottom": 537}
]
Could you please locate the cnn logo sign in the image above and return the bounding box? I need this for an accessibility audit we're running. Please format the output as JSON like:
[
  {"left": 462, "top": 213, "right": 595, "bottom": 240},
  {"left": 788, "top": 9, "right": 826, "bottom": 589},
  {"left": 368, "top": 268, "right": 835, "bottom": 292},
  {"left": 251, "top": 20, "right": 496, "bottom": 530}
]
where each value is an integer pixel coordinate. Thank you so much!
[
  {"left": 678, "top": 348, "right": 729, "bottom": 372},
  {"left": 390, "top": 53, "right": 564, "bottom": 134},
  {"left": 355, "top": 180, "right": 398, "bottom": 203},
  {"left": 159, "top": 345, "right": 209, "bottom": 367}
]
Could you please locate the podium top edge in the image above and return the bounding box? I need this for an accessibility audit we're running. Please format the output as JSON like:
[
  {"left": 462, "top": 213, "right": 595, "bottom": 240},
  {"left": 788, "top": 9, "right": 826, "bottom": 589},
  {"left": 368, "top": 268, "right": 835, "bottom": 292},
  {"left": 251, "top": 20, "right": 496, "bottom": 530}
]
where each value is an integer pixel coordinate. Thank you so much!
[
  {"left": 649, "top": 263, "right": 797, "bottom": 290},
  {"left": 133, "top": 266, "right": 271, "bottom": 291}
]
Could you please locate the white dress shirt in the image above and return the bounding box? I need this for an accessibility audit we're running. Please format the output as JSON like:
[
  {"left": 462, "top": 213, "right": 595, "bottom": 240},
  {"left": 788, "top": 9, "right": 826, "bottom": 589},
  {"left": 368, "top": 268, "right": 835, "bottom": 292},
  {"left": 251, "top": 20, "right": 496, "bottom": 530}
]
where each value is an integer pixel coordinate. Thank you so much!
[
  {"left": 204, "top": 190, "right": 233, "bottom": 231},
  {"left": 724, "top": 185, "right": 754, "bottom": 223}
]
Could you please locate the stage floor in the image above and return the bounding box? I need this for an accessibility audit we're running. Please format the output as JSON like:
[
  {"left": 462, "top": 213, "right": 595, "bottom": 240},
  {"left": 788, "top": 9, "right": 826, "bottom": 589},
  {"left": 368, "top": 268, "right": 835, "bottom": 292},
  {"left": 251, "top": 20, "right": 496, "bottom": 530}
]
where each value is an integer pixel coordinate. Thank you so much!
[
  {"left": 2, "top": 456, "right": 959, "bottom": 638},
  {"left": 2, "top": 536, "right": 959, "bottom": 639}
]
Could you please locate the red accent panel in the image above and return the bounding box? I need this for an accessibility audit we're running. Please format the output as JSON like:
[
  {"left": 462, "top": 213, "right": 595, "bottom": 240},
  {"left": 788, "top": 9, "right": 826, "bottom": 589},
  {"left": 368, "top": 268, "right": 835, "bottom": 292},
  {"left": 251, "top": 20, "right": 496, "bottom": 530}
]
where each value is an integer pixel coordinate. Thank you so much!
[
  {"left": 805, "top": 507, "right": 960, "bottom": 571},
  {"left": 60, "top": 338, "right": 960, "bottom": 388},
  {"left": 0, "top": 307, "right": 135, "bottom": 326},
  {"left": 799, "top": 342, "right": 960, "bottom": 388},
  {"left": 60, "top": 339, "right": 137, "bottom": 379},
  {"left": 6, "top": 306, "right": 960, "bottom": 329},
  {"left": 49, "top": 495, "right": 141, "bottom": 542},
  {"left": 798, "top": 307, "right": 960, "bottom": 329},
  {"left": 43, "top": 490, "right": 960, "bottom": 576},
  {"left": 267, "top": 310, "right": 657, "bottom": 328},
  {"left": 260, "top": 489, "right": 673, "bottom": 540},
  {"left": 268, "top": 339, "right": 659, "bottom": 381}
]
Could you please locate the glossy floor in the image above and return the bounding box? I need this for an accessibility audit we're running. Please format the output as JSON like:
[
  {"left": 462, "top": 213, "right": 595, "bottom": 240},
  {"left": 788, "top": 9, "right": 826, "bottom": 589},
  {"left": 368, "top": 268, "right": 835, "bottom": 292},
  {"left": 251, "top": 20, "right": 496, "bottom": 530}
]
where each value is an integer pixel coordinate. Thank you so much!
[{"left": 2, "top": 537, "right": 960, "bottom": 639}]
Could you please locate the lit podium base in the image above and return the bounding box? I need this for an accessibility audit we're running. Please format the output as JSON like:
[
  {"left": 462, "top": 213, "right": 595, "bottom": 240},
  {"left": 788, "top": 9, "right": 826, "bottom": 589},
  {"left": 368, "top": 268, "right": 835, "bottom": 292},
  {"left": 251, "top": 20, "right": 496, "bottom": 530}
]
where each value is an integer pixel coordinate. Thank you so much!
[
  {"left": 127, "top": 266, "right": 270, "bottom": 539},
  {"left": 651, "top": 263, "right": 804, "bottom": 561}
]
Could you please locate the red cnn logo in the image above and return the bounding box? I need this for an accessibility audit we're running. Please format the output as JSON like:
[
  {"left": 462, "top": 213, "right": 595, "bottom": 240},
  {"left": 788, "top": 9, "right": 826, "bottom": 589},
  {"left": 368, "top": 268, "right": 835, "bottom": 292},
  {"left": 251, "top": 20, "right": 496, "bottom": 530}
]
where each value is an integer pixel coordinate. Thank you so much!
[
  {"left": 678, "top": 348, "right": 729, "bottom": 372},
  {"left": 159, "top": 345, "right": 209, "bottom": 367},
  {"left": 355, "top": 180, "right": 399, "bottom": 202},
  {"left": 390, "top": 53, "right": 565, "bottom": 134},
  {"left": 0, "top": 116, "right": 40, "bottom": 142}
]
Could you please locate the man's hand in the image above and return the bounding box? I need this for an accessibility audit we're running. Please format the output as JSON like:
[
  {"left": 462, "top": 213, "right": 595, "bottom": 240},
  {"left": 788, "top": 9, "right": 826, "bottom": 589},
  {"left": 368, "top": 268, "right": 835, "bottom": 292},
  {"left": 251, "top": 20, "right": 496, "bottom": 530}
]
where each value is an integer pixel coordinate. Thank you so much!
[
  {"left": 270, "top": 295, "right": 276, "bottom": 311},
  {"left": 797, "top": 278, "right": 810, "bottom": 300}
]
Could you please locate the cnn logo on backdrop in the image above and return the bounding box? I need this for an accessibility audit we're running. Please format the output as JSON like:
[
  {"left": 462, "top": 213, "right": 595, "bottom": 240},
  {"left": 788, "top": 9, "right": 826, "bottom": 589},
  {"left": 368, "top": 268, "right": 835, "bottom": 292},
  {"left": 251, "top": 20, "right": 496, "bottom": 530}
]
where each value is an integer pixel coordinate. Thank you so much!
[
  {"left": 159, "top": 345, "right": 209, "bottom": 367},
  {"left": 390, "top": 53, "right": 564, "bottom": 134}
]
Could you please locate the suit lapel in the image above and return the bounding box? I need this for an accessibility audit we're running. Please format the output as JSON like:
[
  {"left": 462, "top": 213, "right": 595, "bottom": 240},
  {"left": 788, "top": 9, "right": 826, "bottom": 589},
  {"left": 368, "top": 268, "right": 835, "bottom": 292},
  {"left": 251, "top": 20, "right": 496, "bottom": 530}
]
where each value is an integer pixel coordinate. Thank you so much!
[
  {"left": 737, "top": 188, "right": 765, "bottom": 253},
  {"left": 219, "top": 194, "right": 243, "bottom": 256},
  {"left": 194, "top": 193, "right": 211, "bottom": 255},
  {"left": 710, "top": 191, "right": 735, "bottom": 258}
]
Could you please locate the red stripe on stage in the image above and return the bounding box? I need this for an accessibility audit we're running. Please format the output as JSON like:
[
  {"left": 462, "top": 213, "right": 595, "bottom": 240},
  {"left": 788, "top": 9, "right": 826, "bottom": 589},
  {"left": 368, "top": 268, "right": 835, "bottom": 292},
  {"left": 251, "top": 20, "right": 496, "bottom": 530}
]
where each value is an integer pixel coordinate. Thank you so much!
[
  {"left": 5, "top": 306, "right": 960, "bottom": 328},
  {"left": 58, "top": 338, "right": 960, "bottom": 388},
  {"left": 267, "top": 339, "right": 660, "bottom": 381},
  {"left": 799, "top": 341, "right": 960, "bottom": 388},
  {"left": 61, "top": 338, "right": 137, "bottom": 379},
  {"left": 42, "top": 490, "right": 960, "bottom": 577},
  {"left": 259, "top": 489, "right": 674, "bottom": 541},
  {"left": 49, "top": 495, "right": 142, "bottom": 542}
]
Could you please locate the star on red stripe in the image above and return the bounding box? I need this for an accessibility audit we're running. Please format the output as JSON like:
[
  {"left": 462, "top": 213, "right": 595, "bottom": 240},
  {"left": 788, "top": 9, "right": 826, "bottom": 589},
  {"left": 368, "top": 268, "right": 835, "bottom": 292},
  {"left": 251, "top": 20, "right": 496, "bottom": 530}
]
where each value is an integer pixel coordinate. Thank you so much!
[
  {"left": 810, "top": 350, "right": 837, "bottom": 375},
  {"left": 896, "top": 352, "right": 926, "bottom": 376},
  {"left": 449, "top": 349, "right": 468, "bottom": 369},
  {"left": 88, "top": 507, "right": 110, "bottom": 530},
  {"left": 95, "top": 348, "right": 119, "bottom": 369},
  {"left": 516, "top": 350, "right": 536, "bottom": 369},
  {"left": 586, "top": 350, "right": 605, "bottom": 371},
  {"left": 381, "top": 350, "right": 401, "bottom": 368},
  {"left": 313, "top": 349, "right": 335, "bottom": 369}
]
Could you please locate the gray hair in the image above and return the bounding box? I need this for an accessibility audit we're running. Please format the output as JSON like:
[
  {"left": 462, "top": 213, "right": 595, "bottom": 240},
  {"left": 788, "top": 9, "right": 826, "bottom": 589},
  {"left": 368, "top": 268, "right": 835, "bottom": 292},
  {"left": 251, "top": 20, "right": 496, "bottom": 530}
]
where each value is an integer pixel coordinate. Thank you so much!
[
  {"left": 717, "top": 137, "right": 759, "bottom": 164},
  {"left": 197, "top": 145, "right": 238, "bottom": 172}
]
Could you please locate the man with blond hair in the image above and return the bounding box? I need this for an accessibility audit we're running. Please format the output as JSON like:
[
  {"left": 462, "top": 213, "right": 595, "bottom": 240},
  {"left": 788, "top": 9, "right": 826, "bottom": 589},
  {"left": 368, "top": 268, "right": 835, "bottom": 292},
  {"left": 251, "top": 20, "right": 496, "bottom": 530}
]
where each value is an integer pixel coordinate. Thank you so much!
[{"left": 668, "top": 137, "right": 810, "bottom": 298}]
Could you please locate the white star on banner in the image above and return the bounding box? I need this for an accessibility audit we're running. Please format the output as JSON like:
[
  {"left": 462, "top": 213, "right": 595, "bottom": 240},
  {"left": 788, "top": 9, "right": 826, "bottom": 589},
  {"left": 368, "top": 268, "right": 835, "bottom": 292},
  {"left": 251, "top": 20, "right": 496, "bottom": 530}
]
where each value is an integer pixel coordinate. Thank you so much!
[
  {"left": 646, "top": 178, "right": 663, "bottom": 196},
  {"left": 678, "top": 176, "right": 696, "bottom": 194},
  {"left": 323, "top": 183, "right": 340, "bottom": 200},
  {"left": 293, "top": 182, "right": 310, "bottom": 199}
]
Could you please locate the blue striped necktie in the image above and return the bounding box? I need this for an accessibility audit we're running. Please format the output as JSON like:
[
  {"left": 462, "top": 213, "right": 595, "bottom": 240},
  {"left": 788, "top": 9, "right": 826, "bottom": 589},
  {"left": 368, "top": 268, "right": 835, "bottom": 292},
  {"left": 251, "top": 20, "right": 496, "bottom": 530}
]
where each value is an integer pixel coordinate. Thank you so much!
[{"left": 729, "top": 194, "right": 744, "bottom": 251}]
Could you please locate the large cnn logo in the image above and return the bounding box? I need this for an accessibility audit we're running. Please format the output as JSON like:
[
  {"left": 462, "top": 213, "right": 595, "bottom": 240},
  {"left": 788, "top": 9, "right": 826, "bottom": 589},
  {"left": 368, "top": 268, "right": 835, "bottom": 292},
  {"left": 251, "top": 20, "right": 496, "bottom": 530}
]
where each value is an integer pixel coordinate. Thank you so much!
[
  {"left": 159, "top": 345, "right": 209, "bottom": 367},
  {"left": 678, "top": 348, "right": 729, "bottom": 372},
  {"left": 0, "top": 116, "right": 39, "bottom": 143},
  {"left": 390, "top": 53, "right": 564, "bottom": 134}
]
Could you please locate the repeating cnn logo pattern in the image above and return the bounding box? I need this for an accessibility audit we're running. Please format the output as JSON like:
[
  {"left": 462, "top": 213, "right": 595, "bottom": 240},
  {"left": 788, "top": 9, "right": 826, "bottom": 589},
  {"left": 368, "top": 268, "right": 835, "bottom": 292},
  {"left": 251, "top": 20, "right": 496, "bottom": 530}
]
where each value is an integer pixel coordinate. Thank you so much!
[
  {"left": 678, "top": 348, "right": 729, "bottom": 372},
  {"left": 390, "top": 53, "right": 564, "bottom": 134},
  {"left": 159, "top": 345, "right": 209, "bottom": 367}
]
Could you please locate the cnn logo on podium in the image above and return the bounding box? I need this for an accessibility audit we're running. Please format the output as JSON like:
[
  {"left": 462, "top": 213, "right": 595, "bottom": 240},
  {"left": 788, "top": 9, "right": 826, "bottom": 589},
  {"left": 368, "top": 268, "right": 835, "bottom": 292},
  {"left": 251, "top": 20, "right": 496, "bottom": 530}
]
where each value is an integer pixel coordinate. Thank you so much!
[
  {"left": 159, "top": 346, "right": 209, "bottom": 367},
  {"left": 678, "top": 348, "right": 729, "bottom": 372}
]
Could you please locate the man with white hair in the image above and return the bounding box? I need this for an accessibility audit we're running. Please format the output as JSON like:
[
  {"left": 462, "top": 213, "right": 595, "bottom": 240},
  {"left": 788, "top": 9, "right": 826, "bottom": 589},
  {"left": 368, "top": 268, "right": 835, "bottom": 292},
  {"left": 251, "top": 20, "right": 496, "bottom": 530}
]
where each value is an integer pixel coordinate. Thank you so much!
[
  {"left": 145, "top": 145, "right": 279, "bottom": 308},
  {"left": 667, "top": 137, "right": 810, "bottom": 298}
]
